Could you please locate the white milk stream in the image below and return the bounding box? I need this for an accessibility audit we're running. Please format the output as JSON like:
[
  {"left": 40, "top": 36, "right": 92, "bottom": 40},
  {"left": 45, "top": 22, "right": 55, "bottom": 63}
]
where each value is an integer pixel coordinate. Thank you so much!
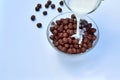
[{"left": 65, "top": 0, "right": 101, "bottom": 43}]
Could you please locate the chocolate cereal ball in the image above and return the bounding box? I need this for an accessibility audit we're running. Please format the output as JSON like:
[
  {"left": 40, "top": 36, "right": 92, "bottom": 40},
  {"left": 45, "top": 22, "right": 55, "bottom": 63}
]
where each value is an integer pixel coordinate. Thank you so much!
[
  {"left": 59, "top": 1, "right": 64, "bottom": 6},
  {"left": 43, "top": 11, "right": 47, "bottom": 15},
  {"left": 57, "top": 7, "right": 62, "bottom": 12},
  {"left": 51, "top": 4, "right": 55, "bottom": 9},
  {"left": 36, "top": 23, "right": 42, "bottom": 28},
  {"left": 31, "top": 15, "right": 35, "bottom": 21}
]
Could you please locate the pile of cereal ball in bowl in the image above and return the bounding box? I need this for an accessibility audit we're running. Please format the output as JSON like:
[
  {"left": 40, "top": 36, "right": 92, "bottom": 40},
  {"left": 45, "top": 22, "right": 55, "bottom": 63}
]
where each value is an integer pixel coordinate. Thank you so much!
[{"left": 47, "top": 12, "right": 99, "bottom": 55}]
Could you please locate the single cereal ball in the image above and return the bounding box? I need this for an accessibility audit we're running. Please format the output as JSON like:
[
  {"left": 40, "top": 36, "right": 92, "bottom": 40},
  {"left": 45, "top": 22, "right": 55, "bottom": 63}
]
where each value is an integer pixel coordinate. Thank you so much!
[
  {"left": 57, "top": 45, "right": 63, "bottom": 50},
  {"left": 62, "top": 38, "right": 68, "bottom": 44},
  {"left": 47, "top": 0, "right": 52, "bottom": 5},
  {"left": 70, "top": 44, "right": 74, "bottom": 48},
  {"left": 54, "top": 41, "right": 59, "bottom": 47},
  {"left": 67, "top": 48, "right": 73, "bottom": 53},
  {"left": 87, "top": 23, "right": 92, "bottom": 28},
  {"left": 76, "top": 49, "right": 81, "bottom": 53},
  {"left": 82, "top": 43, "right": 88, "bottom": 48},
  {"left": 64, "top": 44, "right": 69, "bottom": 49},
  {"left": 50, "top": 27, "right": 55, "bottom": 32},
  {"left": 87, "top": 42, "right": 92, "bottom": 48},
  {"left": 81, "top": 47, "right": 86, "bottom": 52},
  {"left": 51, "top": 4, "right": 55, "bottom": 9},
  {"left": 63, "top": 33, "right": 68, "bottom": 38},
  {"left": 57, "top": 27, "right": 63, "bottom": 33},
  {"left": 58, "top": 39, "right": 63, "bottom": 45},
  {"left": 50, "top": 35, "right": 54, "bottom": 40},
  {"left": 68, "top": 37, "right": 72, "bottom": 44},
  {"left": 53, "top": 30, "right": 57, "bottom": 35},
  {"left": 36, "top": 23, "right": 42, "bottom": 28},
  {"left": 57, "top": 7, "right": 62, "bottom": 12},
  {"left": 72, "top": 48, "right": 77, "bottom": 54},
  {"left": 92, "top": 35, "right": 97, "bottom": 40},
  {"left": 59, "top": 1, "right": 64, "bottom": 6},
  {"left": 45, "top": 3, "right": 49, "bottom": 8},
  {"left": 74, "top": 44, "right": 79, "bottom": 49},
  {"left": 73, "top": 39, "right": 79, "bottom": 44},
  {"left": 31, "top": 15, "right": 35, "bottom": 21},
  {"left": 64, "top": 25, "right": 68, "bottom": 30},
  {"left": 61, "top": 47, "right": 67, "bottom": 52},
  {"left": 63, "top": 19, "right": 69, "bottom": 25},
  {"left": 90, "top": 28, "right": 96, "bottom": 33},
  {"left": 43, "top": 11, "right": 47, "bottom": 15},
  {"left": 83, "top": 37, "right": 88, "bottom": 43},
  {"left": 35, "top": 6, "right": 40, "bottom": 11},
  {"left": 71, "top": 14, "right": 76, "bottom": 19},
  {"left": 56, "top": 20, "right": 61, "bottom": 25},
  {"left": 37, "top": 3, "right": 42, "bottom": 8}
]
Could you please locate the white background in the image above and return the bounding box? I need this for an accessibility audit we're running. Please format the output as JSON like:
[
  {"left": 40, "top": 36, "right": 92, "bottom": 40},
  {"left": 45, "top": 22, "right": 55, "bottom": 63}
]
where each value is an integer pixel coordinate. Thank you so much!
[{"left": 0, "top": 0, "right": 120, "bottom": 80}]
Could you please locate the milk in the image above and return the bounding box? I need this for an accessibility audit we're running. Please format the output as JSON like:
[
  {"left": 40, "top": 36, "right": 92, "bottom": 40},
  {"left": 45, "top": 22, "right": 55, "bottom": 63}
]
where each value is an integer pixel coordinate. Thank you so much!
[{"left": 69, "top": 0, "right": 100, "bottom": 16}]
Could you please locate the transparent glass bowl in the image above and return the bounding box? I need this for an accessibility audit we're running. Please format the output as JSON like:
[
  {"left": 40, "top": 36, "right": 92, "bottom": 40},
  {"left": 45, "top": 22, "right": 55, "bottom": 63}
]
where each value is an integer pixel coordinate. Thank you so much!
[{"left": 47, "top": 12, "right": 99, "bottom": 56}]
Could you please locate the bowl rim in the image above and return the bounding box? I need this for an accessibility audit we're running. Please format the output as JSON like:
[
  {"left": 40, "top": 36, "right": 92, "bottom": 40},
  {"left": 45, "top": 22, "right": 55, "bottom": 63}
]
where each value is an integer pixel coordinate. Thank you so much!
[{"left": 46, "top": 12, "right": 99, "bottom": 56}]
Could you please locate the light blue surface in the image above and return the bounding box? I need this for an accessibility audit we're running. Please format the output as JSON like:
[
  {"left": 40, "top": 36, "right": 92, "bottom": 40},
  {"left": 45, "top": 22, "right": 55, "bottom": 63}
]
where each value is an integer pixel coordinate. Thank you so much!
[{"left": 0, "top": 0, "right": 120, "bottom": 80}]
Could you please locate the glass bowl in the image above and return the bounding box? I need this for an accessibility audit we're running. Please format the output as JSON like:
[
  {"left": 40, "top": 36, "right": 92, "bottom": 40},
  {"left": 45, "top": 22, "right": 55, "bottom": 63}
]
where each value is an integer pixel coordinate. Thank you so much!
[{"left": 46, "top": 12, "right": 99, "bottom": 56}]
